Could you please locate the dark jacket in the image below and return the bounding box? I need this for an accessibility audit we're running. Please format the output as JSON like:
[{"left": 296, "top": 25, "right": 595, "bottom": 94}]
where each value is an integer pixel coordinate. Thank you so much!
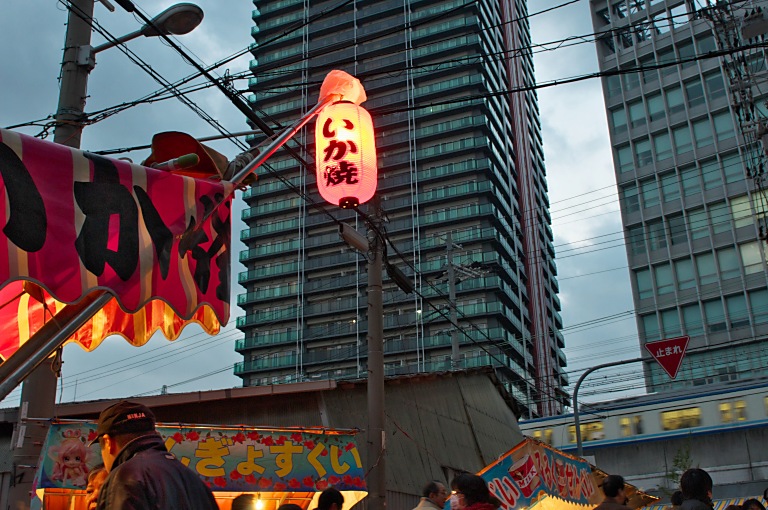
[
  {"left": 680, "top": 499, "right": 713, "bottom": 510},
  {"left": 96, "top": 433, "right": 218, "bottom": 510}
]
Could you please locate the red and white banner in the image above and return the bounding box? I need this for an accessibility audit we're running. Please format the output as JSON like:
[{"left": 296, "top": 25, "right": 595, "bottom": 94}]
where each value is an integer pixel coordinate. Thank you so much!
[{"left": 0, "top": 129, "right": 232, "bottom": 357}]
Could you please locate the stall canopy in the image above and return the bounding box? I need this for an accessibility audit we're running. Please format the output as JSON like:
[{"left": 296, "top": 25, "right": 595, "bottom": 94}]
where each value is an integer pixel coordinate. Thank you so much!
[
  {"left": 33, "top": 421, "right": 367, "bottom": 510},
  {"left": 480, "top": 438, "right": 658, "bottom": 510},
  {"left": 0, "top": 128, "right": 232, "bottom": 358}
]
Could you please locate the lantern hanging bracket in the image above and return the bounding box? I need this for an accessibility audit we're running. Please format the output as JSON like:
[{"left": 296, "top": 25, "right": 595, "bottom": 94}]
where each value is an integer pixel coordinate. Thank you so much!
[{"left": 226, "top": 93, "right": 342, "bottom": 190}]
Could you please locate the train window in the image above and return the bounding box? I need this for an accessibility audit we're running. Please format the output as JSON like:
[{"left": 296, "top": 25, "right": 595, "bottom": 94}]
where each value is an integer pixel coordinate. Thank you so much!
[
  {"left": 735, "top": 400, "right": 746, "bottom": 421},
  {"left": 568, "top": 421, "right": 604, "bottom": 443},
  {"left": 532, "top": 429, "right": 553, "bottom": 444},
  {"left": 720, "top": 400, "right": 747, "bottom": 423},
  {"left": 720, "top": 403, "right": 733, "bottom": 423},
  {"left": 661, "top": 407, "right": 701, "bottom": 430},
  {"left": 620, "top": 416, "right": 644, "bottom": 436}
]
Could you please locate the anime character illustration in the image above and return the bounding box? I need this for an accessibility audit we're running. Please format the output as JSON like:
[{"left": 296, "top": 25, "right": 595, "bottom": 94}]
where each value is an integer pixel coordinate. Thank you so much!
[{"left": 48, "top": 429, "right": 90, "bottom": 487}]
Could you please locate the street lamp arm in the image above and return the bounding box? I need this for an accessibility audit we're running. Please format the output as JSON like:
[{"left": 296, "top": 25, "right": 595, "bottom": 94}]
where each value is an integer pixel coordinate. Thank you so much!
[{"left": 573, "top": 356, "right": 643, "bottom": 457}]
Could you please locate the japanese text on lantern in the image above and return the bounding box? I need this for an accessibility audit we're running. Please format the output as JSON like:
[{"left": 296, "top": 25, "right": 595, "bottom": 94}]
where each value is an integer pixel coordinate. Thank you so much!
[{"left": 320, "top": 117, "right": 359, "bottom": 188}]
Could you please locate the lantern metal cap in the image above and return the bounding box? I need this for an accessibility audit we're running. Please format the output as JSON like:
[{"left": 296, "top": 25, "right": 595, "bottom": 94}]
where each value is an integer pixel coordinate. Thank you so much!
[{"left": 339, "top": 197, "right": 359, "bottom": 209}]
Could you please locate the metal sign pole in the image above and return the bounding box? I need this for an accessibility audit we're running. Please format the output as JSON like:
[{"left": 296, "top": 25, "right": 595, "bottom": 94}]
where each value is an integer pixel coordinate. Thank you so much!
[{"left": 573, "top": 357, "right": 643, "bottom": 457}]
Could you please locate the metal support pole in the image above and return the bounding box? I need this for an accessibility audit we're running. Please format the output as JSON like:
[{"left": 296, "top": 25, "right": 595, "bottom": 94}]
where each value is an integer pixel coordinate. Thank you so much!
[
  {"left": 366, "top": 198, "right": 386, "bottom": 510},
  {"left": 227, "top": 94, "right": 340, "bottom": 188},
  {"left": 573, "top": 357, "right": 643, "bottom": 457},
  {"left": 0, "top": 293, "right": 113, "bottom": 400},
  {"left": 446, "top": 232, "right": 459, "bottom": 369}
]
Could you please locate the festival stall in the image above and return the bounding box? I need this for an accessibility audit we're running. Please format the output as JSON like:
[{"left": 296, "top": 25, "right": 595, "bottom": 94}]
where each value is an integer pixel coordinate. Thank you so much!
[
  {"left": 480, "top": 438, "right": 658, "bottom": 510},
  {"left": 32, "top": 421, "right": 367, "bottom": 510}
]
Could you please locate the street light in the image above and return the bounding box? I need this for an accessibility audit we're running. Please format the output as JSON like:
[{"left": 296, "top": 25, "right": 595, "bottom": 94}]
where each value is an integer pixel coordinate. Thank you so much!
[
  {"left": 53, "top": 0, "right": 204, "bottom": 147},
  {"left": 93, "top": 3, "right": 204, "bottom": 53}
]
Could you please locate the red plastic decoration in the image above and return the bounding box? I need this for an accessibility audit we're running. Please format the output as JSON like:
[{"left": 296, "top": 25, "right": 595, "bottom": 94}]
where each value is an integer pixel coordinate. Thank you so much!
[{"left": 315, "top": 101, "right": 377, "bottom": 208}]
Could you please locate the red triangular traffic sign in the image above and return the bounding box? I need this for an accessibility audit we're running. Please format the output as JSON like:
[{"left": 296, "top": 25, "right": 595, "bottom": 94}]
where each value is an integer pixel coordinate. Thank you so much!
[{"left": 644, "top": 336, "right": 689, "bottom": 379}]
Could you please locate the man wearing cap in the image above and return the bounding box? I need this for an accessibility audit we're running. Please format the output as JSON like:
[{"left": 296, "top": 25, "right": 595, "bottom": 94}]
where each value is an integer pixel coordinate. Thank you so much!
[
  {"left": 92, "top": 401, "right": 217, "bottom": 510},
  {"left": 593, "top": 474, "right": 631, "bottom": 510}
]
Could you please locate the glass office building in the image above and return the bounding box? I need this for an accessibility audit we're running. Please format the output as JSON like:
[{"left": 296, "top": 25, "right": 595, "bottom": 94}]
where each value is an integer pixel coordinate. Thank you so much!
[
  {"left": 237, "top": 0, "right": 567, "bottom": 417},
  {"left": 591, "top": 0, "right": 768, "bottom": 391}
]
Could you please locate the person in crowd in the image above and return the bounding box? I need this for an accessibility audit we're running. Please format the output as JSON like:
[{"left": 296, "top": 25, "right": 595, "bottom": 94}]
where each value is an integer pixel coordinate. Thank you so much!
[
  {"left": 316, "top": 487, "right": 344, "bottom": 510},
  {"left": 85, "top": 466, "right": 107, "bottom": 510},
  {"left": 742, "top": 499, "right": 765, "bottom": 510},
  {"left": 680, "top": 468, "right": 714, "bottom": 510},
  {"left": 232, "top": 495, "right": 257, "bottom": 510},
  {"left": 723, "top": 505, "right": 742, "bottom": 510},
  {"left": 594, "top": 474, "right": 630, "bottom": 510},
  {"left": 93, "top": 400, "right": 218, "bottom": 510},
  {"left": 412, "top": 480, "right": 450, "bottom": 510},
  {"left": 449, "top": 473, "right": 496, "bottom": 510},
  {"left": 277, "top": 505, "right": 303, "bottom": 510},
  {"left": 670, "top": 490, "right": 684, "bottom": 510}
]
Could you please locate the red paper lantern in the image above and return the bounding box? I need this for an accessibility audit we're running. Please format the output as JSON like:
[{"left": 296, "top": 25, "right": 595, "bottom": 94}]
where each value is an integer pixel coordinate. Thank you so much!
[{"left": 315, "top": 101, "right": 377, "bottom": 208}]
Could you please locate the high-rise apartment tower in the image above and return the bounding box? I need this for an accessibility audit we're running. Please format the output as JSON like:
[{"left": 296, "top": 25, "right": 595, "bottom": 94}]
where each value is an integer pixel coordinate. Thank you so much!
[
  {"left": 591, "top": 0, "right": 768, "bottom": 391},
  {"left": 237, "top": 0, "right": 567, "bottom": 417}
]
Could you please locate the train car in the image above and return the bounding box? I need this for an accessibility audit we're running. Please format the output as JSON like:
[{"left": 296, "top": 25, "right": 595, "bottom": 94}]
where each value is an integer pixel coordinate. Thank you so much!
[{"left": 519, "top": 376, "right": 768, "bottom": 451}]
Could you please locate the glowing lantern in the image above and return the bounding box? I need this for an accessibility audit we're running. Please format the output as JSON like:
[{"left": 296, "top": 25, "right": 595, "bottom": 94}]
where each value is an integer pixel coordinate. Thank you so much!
[{"left": 315, "top": 100, "right": 377, "bottom": 208}]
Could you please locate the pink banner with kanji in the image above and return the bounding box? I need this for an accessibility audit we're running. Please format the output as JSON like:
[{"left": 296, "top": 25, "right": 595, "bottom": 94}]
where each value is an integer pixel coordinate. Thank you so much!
[{"left": 0, "top": 129, "right": 232, "bottom": 355}]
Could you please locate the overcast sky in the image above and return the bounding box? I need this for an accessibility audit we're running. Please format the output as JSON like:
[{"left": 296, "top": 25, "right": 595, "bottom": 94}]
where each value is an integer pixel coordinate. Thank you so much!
[{"left": 0, "top": 0, "right": 643, "bottom": 408}]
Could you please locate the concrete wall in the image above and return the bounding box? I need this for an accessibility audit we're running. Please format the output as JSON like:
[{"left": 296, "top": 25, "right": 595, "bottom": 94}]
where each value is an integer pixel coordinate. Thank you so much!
[{"left": 580, "top": 426, "right": 768, "bottom": 499}]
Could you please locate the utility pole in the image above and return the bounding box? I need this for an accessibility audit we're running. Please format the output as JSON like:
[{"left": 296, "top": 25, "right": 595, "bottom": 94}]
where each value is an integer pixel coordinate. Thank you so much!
[
  {"left": 53, "top": 0, "right": 95, "bottom": 148},
  {"left": 9, "top": 2, "right": 95, "bottom": 509},
  {"left": 366, "top": 197, "right": 386, "bottom": 510},
  {"left": 446, "top": 232, "right": 460, "bottom": 369}
]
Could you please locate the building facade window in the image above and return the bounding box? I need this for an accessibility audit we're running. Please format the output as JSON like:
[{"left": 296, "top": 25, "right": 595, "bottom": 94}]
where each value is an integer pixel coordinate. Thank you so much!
[
  {"left": 648, "top": 220, "right": 667, "bottom": 250},
  {"left": 721, "top": 152, "right": 743, "bottom": 184},
  {"left": 635, "top": 138, "right": 653, "bottom": 167},
  {"left": 675, "top": 258, "right": 696, "bottom": 290},
  {"left": 673, "top": 125, "right": 693, "bottom": 154},
  {"left": 682, "top": 303, "right": 704, "bottom": 335},
  {"left": 647, "top": 93, "right": 665, "bottom": 122},
  {"left": 655, "top": 263, "right": 674, "bottom": 295},
  {"left": 703, "top": 298, "right": 727, "bottom": 332},
  {"left": 726, "top": 294, "right": 749, "bottom": 329},
  {"left": 642, "top": 179, "right": 660, "bottom": 208},
  {"left": 662, "top": 172, "right": 681, "bottom": 202},
  {"left": 693, "top": 119, "right": 713, "bottom": 148},
  {"left": 642, "top": 313, "right": 661, "bottom": 341},
  {"left": 636, "top": 268, "right": 653, "bottom": 299},
  {"left": 717, "top": 247, "right": 740, "bottom": 281},
  {"left": 685, "top": 80, "right": 705, "bottom": 108},
  {"left": 696, "top": 252, "right": 717, "bottom": 285},
  {"left": 654, "top": 131, "right": 673, "bottom": 161},
  {"left": 666, "top": 86, "right": 685, "bottom": 114},
  {"left": 623, "top": 184, "right": 640, "bottom": 213},
  {"left": 680, "top": 166, "right": 701, "bottom": 196},
  {"left": 668, "top": 215, "right": 687, "bottom": 245},
  {"left": 749, "top": 289, "right": 768, "bottom": 324}
]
